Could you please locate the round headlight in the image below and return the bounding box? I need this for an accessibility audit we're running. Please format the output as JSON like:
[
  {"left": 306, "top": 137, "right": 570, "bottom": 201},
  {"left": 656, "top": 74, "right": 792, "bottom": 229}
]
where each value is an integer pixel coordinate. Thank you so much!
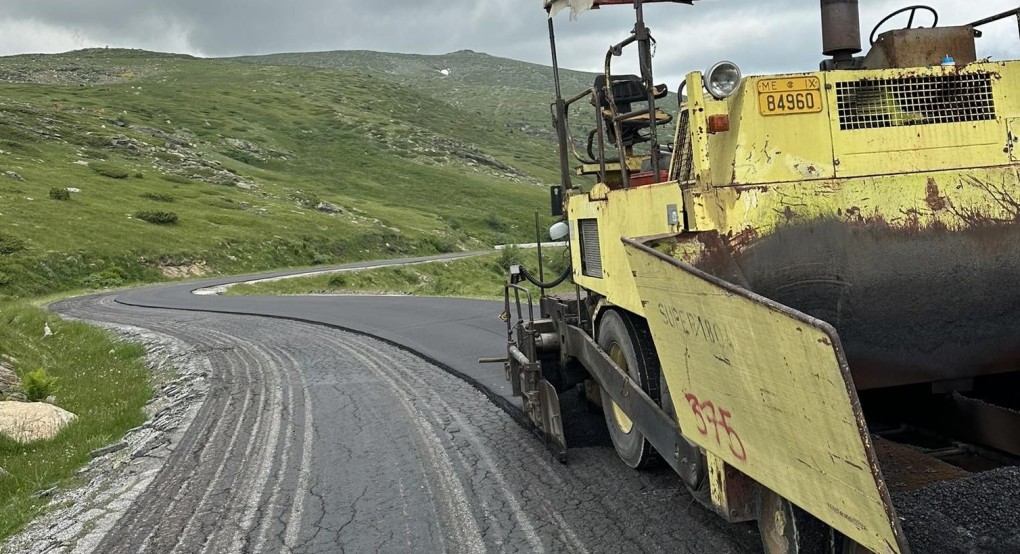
[{"left": 705, "top": 61, "right": 742, "bottom": 99}]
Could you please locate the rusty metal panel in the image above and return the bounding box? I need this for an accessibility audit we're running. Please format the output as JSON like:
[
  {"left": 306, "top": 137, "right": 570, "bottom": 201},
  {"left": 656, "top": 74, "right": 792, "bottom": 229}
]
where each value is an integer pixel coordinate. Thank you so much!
[
  {"left": 669, "top": 108, "right": 694, "bottom": 182},
  {"left": 863, "top": 26, "right": 977, "bottom": 70},
  {"left": 683, "top": 165, "right": 1020, "bottom": 389},
  {"left": 625, "top": 239, "right": 909, "bottom": 554},
  {"left": 1009, "top": 118, "right": 1020, "bottom": 161}
]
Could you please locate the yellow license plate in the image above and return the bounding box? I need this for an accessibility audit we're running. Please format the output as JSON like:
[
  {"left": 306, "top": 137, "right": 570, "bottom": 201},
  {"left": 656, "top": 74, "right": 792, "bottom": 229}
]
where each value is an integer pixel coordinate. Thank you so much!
[{"left": 757, "top": 77, "right": 823, "bottom": 116}]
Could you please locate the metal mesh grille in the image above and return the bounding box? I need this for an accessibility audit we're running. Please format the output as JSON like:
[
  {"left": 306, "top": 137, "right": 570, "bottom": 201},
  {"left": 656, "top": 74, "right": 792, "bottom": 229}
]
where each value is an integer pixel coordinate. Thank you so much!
[
  {"left": 836, "top": 73, "right": 995, "bottom": 131},
  {"left": 579, "top": 218, "right": 603, "bottom": 279},
  {"left": 671, "top": 109, "right": 694, "bottom": 182}
]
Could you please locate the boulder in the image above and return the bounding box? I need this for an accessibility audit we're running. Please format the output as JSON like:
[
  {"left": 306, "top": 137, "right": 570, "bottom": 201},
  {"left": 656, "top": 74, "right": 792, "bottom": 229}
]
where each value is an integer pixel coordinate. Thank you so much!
[
  {"left": 316, "top": 201, "right": 342, "bottom": 214},
  {"left": 0, "top": 401, "right": 78, "bottom": 443},
  {"left": 0, "top": 363, "right": 20, "bottom": 397},
  {"left": 0, "top": 466, "right": 8, "bottom": 479}
]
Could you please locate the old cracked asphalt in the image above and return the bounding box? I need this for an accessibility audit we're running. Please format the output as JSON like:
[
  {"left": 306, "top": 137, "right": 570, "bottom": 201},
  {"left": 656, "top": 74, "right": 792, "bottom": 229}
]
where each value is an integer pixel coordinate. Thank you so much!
[{"left": 43, "top": 254, "right": 762, "bottom": 553}]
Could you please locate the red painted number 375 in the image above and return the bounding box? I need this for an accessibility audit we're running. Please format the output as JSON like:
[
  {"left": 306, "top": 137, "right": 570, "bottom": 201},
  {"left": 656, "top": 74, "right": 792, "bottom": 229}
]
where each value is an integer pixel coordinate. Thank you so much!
[{"left": 683, "top": 393, "right": 747, "bottom": 461}]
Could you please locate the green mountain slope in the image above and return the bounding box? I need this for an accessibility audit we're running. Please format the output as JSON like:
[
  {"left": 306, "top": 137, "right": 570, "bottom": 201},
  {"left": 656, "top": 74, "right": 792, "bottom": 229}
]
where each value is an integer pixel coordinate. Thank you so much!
[
  {"left": 234, "top": 49, "right": 599, "bottom": 143},
  {"left": 0, "top": 48, "right": 575, "bottom": 297}
]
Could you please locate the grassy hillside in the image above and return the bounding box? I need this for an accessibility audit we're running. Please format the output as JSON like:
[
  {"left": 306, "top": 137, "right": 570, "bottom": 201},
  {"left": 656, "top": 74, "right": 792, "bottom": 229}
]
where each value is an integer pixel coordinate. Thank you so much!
[
  {"left": 0, "top": 48, "right": 576, "bottom": 297},
  {"left": 234, "top": 49, "right": 600, "bottom": 144}
]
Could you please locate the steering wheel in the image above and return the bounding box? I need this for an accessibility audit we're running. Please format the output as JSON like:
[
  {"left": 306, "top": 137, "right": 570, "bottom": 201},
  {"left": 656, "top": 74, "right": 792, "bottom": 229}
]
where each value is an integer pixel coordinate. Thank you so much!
[{"left": 869, "top": 5, "right": 939, "bottom": 45}]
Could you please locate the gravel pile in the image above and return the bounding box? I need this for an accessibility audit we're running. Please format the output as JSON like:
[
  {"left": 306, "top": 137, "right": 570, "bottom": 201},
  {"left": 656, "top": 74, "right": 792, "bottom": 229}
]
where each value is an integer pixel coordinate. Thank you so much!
[{"left": 895, "top": 466, "right": 1020, "bottom": 553}]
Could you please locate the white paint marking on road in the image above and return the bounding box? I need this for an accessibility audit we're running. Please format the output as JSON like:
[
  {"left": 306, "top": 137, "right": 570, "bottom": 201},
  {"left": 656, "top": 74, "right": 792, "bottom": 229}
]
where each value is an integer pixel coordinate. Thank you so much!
[
  {"left": 249, "top": 344, "right": 297, "bottom": 550},
  {"left": 353, "top": 342, "right": 546, "bottom": 553},
  {"left": 145, "top": 334, "right": 255, "bottom": 554},
  {"left": 277, "top": 346, "right": 315, "bottom": 554},
  {"left": 338, "top": 341, "right": 486, "bottom": 553},
  {"left": 166, "top": 332, "right": 262, "bottom": 554}
]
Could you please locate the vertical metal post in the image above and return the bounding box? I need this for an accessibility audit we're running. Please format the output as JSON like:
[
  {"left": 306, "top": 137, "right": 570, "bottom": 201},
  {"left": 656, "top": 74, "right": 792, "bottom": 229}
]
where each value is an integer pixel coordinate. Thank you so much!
[
  {"left": 634, "top": 0, "right": 661, "bottom": 180},
  {"left": 548, "top": 16, "right": 573, "bottom": 196},
  {"left": 535, "top": 211, "right": 545, "bottom": 285}
]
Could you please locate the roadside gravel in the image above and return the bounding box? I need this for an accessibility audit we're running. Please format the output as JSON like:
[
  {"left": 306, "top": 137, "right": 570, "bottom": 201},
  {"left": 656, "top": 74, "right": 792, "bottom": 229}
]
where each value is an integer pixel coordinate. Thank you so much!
[{"left": 1, "top": 325, "right": 209, "bottom": 554}]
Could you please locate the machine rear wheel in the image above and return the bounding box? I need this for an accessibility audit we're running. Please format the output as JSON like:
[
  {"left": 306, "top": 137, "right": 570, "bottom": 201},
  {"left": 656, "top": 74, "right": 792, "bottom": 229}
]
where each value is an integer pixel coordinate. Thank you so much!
[
  {"left": 596, "top": 309, "right": 661, "bottom": 469},
  {"left": 758, "top": 488, "right": 858, "bottom": 554}
]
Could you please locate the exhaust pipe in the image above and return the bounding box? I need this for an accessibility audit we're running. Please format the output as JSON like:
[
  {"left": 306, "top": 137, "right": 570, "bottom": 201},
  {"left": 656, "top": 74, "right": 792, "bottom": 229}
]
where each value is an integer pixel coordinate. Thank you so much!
[{"left": 821, "top": 0, "right": 862, "bottom": 62}]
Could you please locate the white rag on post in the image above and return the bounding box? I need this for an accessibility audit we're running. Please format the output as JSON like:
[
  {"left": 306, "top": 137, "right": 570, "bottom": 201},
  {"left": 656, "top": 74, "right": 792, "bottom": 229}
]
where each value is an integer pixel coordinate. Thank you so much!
[{"left": 545, "top": 0, "right": 595, "bottom": 19}]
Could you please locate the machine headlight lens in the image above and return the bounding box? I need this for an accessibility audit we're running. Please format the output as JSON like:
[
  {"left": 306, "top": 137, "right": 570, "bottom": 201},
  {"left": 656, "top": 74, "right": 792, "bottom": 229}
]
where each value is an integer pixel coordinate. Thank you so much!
[{"left": 705, "top": 61, "right": 742, "bottom": 99}]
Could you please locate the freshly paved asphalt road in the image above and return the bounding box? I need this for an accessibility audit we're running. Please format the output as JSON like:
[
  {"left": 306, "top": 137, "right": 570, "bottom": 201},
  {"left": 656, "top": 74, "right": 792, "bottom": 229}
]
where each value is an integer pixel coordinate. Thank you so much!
[{"left": 46, "top": 254, "right": 763, "bottom": 553}]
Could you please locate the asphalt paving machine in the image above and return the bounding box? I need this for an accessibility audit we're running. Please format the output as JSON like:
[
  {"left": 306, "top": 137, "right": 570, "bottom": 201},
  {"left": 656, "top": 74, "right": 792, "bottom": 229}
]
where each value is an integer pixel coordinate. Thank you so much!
[{"left": 498, "top": 1, "right": 1020, "bottom": 552}]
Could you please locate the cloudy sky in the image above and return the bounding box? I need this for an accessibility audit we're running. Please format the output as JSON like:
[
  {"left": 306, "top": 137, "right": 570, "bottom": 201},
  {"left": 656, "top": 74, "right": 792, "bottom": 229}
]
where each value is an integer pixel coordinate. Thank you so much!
[{"left": 1, "top": 1, "right": 1019, "bottom": 85}]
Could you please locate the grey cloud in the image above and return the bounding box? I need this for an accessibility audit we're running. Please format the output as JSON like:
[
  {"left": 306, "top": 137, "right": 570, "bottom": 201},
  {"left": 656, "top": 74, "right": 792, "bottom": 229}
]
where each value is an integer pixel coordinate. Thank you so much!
[{"left": 0, "top": 0, "right": 1017, "bottom": 78}]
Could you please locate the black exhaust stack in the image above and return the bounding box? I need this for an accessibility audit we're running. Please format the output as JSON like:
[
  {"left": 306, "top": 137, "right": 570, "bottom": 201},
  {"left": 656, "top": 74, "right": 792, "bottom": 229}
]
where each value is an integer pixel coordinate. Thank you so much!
[{"left": 821, "top": 0, "right": 862, "bottom": 66}]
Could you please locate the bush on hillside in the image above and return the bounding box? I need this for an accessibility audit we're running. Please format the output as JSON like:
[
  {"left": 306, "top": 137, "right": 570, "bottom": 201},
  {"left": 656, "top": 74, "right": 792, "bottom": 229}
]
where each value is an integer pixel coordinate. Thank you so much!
[
  {"left": 160, "top": 174, "right": 193, "bottom": 185},
  {"left": 135, "top": 210, "right": 178, "bottom": 225},
  {"left": 327, "top": 274, "right": 347, "bottom": 288},
  {"left": 49, "top": 187, "right": 71, "bottom": 201},
  {"left": 497, "top": 245, "right": 526, "bottom": 271},
  {"left": 0, "top": 234, "right": 25, "bottom": 255},
  {"left": 92, "top": 163, "right": 130, "bottom": 179},
  {"left": 140, "top": 191, "right": 175, "bottom": 202},
  {"left": 82, "top": 266, "right": 129, "bottom": 289}
]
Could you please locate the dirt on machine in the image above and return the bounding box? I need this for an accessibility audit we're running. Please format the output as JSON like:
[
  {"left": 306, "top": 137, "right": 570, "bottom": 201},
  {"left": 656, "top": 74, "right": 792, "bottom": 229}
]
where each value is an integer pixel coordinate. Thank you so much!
[{"left": 490, "top": 1, "right": 1020, "bottom": 552}]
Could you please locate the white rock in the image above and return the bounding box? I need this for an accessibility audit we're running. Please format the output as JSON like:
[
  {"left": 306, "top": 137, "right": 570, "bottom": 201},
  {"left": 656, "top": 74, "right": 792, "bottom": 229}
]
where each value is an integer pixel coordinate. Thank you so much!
[{"left": 0, "top": 401, "right": 78, "bottom": 443}]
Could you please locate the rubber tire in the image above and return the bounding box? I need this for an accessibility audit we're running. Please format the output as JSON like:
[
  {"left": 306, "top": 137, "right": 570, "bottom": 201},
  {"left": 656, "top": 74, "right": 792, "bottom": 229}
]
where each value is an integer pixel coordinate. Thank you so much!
[
  {"left": 758, "top": 488, "right": 835, "bottom": 554},
  {"left": 597, "top": 309, "right": 661, "bottom": 469}
]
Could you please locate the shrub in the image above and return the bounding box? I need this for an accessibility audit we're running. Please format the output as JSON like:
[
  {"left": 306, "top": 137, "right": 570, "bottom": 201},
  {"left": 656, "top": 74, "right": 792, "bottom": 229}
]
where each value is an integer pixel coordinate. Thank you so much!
[
  {"left": 91, "top": 163, "right": 130, "bottom": 179},
  {"left": 327, "top": 273, "right": 347, "bottom": 288},
  {"left": 49, "top": 187, "right": 71, "bottom": 201},
  {"left": 22, "top": 367, "right": 59, "bottom": 402},
  {"left": 135, "top": 210, "right": 178, "bottom": 225},
  {"left": 0, "top": 234, "right": 25, "bottom": 255},
  {"left": 419, "top": 234, "right": 457, "bottom": 254},
  {"left": 161, "top": 174, "right": 194, "bottom": 185},
  {"left": 82, "top": 266, "right": 129, "bottom": 289},
  {"left": 497, "top": 245, "right": 526, "bottom": 271},
  {"left": 140, "top": 191, "right": 175, "bottom": 202}
]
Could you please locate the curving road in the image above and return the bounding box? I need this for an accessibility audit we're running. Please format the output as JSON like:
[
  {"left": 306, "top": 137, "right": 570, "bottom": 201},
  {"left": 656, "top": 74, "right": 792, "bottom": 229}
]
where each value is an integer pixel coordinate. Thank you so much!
[{"left": 36, "top": 255, "right": 762, "bottom": 553}]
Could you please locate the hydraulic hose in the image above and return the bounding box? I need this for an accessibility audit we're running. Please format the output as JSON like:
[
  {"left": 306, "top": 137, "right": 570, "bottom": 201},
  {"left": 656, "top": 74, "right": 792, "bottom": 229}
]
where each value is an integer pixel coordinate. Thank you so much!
[{"left": 519, "top": 264, "right": 571, "bottom": 289}]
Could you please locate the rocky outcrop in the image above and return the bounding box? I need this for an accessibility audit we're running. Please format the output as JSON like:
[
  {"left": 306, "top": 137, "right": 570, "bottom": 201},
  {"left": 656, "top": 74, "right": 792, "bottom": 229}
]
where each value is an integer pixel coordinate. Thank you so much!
[
  {"left": 0, "top": 363, "right": 20, "bottom": 398},
  {"left": 0, "top": 401, "right": 78, "bottom": 443},
  {"left": 316, "top": 201, "right": 342, "bottom": 214}
]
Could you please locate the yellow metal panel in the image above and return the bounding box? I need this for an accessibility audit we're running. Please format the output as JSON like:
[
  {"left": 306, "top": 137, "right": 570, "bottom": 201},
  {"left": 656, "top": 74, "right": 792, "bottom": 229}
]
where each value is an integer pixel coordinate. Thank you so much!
[
  {"left": 826, "top": 62, "right": 1014, "bottom": 177},
  {"left": 567, "top": 182, "right": 684, "bottom": 316},
  {"left": 624, "top": 242, "right": 907, "bottom": 554},
  {"left": 698, "top": 71, "right": 837, "bottom": 187},
  {"left": 691, "top": 165, "right": 1020, "bottom": 249}
]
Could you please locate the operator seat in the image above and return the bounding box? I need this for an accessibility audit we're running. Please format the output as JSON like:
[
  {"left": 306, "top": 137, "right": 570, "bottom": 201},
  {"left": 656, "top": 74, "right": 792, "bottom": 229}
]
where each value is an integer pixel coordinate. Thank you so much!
[{"left": 594, "top": 74, "right": 672, "bottom": 148}]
